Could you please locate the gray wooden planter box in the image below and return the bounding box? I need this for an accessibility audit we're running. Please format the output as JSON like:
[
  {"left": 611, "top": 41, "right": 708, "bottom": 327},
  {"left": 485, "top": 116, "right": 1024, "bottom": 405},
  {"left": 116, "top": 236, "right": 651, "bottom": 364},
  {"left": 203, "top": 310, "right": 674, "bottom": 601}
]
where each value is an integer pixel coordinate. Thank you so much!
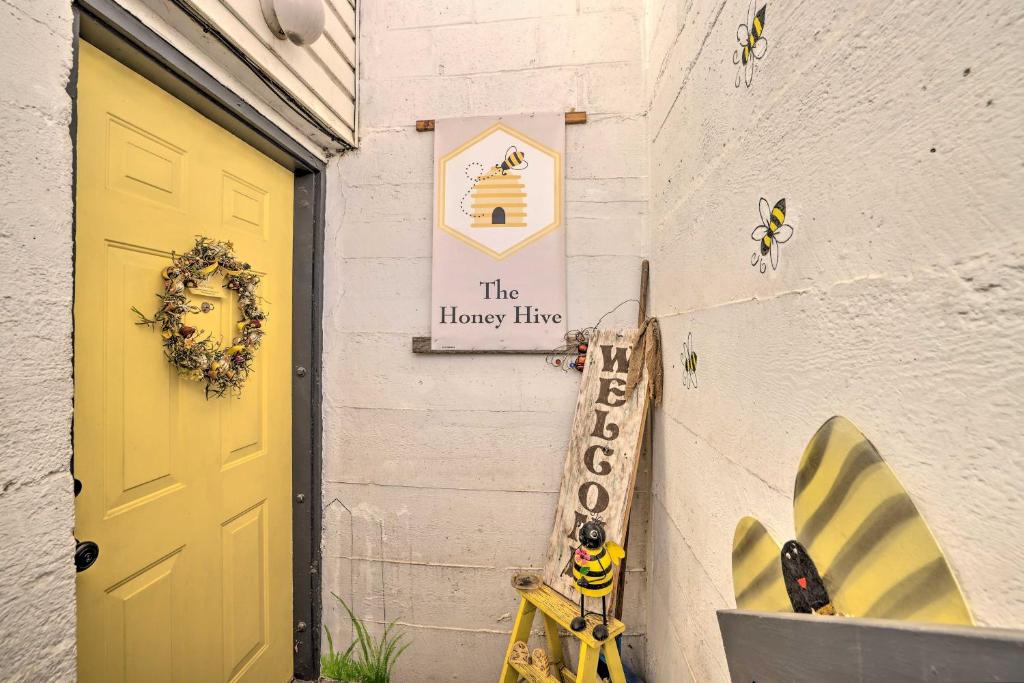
[{"left": 718, "top": 610, "right": 1024, "bottom": 682}]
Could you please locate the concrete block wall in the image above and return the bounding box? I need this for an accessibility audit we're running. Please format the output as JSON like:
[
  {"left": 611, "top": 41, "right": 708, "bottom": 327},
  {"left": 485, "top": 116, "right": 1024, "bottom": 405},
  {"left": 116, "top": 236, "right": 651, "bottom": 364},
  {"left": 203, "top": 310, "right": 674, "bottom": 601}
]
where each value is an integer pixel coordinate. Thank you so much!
[
  {"left": 643, "top": 0, "right": 1024, "bottom": 680},
  {"left": 0, "top": 1, "right": 77, "bottom": 680},
  {"left": 321, "top": 1, "right": 649, "bottom": 679}
]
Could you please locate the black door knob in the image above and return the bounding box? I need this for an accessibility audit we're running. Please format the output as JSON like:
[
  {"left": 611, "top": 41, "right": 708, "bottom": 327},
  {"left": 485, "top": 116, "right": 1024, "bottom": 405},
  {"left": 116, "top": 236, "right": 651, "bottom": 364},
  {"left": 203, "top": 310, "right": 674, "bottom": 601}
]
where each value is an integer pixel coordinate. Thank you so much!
[{"left": 75, "top": 540, "right": 100, "bottom": 572}]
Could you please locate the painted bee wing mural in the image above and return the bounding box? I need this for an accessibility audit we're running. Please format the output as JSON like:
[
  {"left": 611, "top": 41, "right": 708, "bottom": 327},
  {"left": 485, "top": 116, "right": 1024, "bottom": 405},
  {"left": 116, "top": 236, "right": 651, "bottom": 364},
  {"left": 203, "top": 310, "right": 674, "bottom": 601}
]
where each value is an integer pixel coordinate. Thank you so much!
[
  {"left": 736, "top": 23, "right": 750, "bottom": 48},
  {"left": 751, "top": 225, "right": 769, "bottom": 241},
  {"left": 752, "top": 36, "right": 768, "bottom": 60},
  {"left": 792, "top": 416, "right": 974, "bottom": 625},
  {"left": 733, "top": 23, "right": 749, "bottom": 87},
  {"left": 773, "top": 223, "right": 794, "bottom": 243},
  {"left": 732, "top": 517, "right": 790, "bottom": 612},
  {"left": 769, "top": 236, "right": 781, "bottom": 270},
  {"left": 758, "top": 197, "right": 771, "bottom": 227}
]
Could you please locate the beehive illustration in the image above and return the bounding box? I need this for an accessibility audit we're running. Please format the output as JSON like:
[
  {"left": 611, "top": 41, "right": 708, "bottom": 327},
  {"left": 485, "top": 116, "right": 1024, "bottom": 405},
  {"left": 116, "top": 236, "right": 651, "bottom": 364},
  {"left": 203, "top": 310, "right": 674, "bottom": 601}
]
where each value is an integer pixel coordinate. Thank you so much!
[{"left": 471, "top": 170, "right": 527, "bottom": 228}]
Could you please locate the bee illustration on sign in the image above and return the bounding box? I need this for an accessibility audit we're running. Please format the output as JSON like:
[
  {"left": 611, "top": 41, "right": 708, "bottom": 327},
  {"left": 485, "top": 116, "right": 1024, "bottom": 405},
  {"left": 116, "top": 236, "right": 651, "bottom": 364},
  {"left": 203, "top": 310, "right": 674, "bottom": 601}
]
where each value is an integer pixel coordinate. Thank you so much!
[
  {"left": 681, "top": 331, "right": 698, "bottom": 389},
  {"left": 749, "top": 197, "right": 793, "bottom": 273},
  {"left": 733, "top": 1, "right": 767, "bottom": 88},
  {"left": 497, "top": 146, "right": 528, "bottom": 174},
  {"left": 459, "top": 146, "right": 529, "bottom": 227}
]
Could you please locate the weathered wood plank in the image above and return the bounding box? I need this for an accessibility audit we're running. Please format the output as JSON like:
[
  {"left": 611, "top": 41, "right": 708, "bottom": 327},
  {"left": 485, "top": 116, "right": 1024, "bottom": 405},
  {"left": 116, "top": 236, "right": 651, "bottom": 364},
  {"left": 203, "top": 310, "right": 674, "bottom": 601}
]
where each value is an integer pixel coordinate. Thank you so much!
[{"left": 542, "top": 328, "right": 650, "bottom": 605}]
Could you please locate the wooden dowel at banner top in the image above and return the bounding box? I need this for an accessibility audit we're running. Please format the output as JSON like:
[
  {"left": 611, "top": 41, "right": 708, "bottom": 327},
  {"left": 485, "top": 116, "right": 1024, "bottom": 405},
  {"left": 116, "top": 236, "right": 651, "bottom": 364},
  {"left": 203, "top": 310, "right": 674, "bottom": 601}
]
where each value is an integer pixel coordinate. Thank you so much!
[{"left": 416, "top": 111, "right": 587, "bottom": 132}]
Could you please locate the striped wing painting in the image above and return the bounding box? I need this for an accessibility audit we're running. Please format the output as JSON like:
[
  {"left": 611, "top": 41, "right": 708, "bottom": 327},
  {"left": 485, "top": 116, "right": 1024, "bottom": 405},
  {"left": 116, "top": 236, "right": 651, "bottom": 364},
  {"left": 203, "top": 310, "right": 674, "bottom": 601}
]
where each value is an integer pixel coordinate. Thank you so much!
[{"left": 731, "top": 416, "right": 973, "bottom": 625}]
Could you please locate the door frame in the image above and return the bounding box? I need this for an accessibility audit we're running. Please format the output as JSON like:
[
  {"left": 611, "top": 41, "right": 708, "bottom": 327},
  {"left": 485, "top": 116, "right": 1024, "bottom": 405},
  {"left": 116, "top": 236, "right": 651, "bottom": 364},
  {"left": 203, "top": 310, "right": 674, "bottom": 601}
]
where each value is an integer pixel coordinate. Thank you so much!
[{"left": 71, "top": 1, "right": 338, "bottom": 677}]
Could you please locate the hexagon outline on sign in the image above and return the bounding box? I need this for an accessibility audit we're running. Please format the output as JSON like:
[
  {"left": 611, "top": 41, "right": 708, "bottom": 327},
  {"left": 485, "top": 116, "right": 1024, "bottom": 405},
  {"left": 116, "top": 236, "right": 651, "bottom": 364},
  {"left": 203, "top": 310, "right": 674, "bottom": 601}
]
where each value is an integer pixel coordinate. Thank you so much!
[{"left": 436, "top": 122, "right": 563, "bottom": 260}]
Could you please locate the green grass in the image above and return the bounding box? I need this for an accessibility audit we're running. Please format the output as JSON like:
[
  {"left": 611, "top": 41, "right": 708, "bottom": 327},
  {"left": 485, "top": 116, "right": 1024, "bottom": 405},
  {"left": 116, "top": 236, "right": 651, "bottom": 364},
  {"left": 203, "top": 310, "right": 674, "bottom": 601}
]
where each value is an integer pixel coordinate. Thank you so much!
[{"left": 321, "top": 593, "right": 409, "bottom": 683}]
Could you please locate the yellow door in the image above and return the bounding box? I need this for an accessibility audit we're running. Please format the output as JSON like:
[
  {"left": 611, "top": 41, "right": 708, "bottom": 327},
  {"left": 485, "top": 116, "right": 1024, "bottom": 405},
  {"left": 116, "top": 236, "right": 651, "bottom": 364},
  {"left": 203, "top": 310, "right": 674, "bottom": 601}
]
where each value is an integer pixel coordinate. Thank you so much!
[{"left": 74, "top": 41, "right": 294, "bottom": 683}]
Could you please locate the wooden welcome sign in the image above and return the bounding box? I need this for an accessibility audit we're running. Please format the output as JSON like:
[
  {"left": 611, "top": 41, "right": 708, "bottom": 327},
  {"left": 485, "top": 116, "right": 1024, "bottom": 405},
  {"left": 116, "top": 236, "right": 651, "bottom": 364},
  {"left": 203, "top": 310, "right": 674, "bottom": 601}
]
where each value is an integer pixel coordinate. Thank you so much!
[{"left": 543, "top": 327, "right": 650, "bottom": 602}]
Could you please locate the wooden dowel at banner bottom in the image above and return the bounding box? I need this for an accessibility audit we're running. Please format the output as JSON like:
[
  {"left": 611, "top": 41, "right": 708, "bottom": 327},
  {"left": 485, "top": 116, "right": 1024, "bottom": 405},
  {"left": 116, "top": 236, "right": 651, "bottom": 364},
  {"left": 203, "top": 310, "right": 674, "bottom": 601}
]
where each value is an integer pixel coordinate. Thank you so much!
[{"left": 411, "top": 336, "right": 577, "bottom": 354}]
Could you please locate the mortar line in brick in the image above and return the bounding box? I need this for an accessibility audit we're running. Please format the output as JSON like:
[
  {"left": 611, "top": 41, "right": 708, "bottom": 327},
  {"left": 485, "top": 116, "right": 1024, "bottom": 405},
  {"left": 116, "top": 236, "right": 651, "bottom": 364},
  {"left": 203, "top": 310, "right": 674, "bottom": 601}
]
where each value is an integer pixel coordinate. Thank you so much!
[
  {"left": 328, "top": 405, "right": 578, "bottom": 415},
  {"left": 329, "top": 555, "right": 648, "bottom": 575},
  {"left": 348, "top": 618, "right": 649, "bottom": 637},
  {"left": 384, "top": 10, "right": 639, "bottom": 34},
  {"left": 324, "top": 479, "right": 652, "bottom": 496},
  {"left": 360, "top": 59, "right": 637, "bottom": 82}
]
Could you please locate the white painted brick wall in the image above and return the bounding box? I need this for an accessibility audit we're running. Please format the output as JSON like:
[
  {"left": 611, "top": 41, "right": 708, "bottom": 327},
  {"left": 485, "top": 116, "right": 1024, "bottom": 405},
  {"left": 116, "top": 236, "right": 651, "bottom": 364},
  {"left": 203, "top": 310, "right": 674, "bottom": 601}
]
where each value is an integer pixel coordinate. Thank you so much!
[
  {"left": 322, "top": 0, "right": 649, "bottom": 679},
  {"left": 0, "top": 1, "right": 76, "bottom": 680},
  {"left": 644, "top": 0, "right": 1024, "bottom": 680}
]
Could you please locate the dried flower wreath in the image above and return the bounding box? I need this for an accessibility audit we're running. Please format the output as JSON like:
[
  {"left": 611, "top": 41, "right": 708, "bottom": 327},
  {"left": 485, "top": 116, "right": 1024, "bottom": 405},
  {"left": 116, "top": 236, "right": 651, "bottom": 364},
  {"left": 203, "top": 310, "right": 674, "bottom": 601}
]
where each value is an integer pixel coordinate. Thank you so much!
[{"left": 133, "top": 237, "right": 266, "bottom": 398}]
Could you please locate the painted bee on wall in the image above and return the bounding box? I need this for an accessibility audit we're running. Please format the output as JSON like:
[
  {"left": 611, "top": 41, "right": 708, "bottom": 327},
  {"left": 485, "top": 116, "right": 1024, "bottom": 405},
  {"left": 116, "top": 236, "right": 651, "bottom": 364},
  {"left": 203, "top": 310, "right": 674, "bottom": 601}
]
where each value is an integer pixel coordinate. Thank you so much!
[
  {"left": 497, "top": 146, "right": 528, "bottom": 174},
  {"left": 750, "top": 197, "right": 794, "bottom": 273},
  {"left": 733, "top": 1, "right": 767, "bottom": 88},
  {"left": 681, "top": 331, "right": 698, "bottom": 389}
]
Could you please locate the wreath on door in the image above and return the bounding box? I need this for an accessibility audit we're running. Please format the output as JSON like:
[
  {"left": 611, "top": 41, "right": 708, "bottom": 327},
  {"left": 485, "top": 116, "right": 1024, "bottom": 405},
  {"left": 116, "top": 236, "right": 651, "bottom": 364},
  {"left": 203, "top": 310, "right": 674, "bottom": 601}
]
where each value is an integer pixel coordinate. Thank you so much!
[{"left": 133, "top": 236, "right": 266, "bottom": 398}]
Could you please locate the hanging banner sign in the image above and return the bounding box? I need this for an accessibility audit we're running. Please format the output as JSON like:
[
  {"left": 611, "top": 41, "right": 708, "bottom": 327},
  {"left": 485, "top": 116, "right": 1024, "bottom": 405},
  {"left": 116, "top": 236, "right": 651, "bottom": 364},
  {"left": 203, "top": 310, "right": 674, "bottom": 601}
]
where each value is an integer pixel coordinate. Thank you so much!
[
  {"left": 431, "top": 113, "right": 566, "bottom": 351},
  {"left": 543, "top": 328, "right": 650, "bottom": 603}
]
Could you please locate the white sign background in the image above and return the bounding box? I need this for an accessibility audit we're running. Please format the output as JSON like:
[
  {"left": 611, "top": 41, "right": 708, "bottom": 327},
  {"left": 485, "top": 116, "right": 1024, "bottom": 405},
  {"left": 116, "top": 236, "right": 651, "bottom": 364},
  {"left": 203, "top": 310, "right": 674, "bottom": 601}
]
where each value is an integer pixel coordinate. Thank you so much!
[{"left": 430, "top": 113, "right": 566, "bottom": 351}]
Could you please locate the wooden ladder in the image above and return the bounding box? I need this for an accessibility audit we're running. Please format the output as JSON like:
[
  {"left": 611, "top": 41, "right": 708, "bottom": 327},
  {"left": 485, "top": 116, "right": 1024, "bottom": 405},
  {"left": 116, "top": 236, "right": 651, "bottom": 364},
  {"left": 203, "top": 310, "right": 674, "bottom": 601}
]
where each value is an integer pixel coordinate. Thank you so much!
[{"left": 498, "top": 584, "right": 627, "bottom": 683}]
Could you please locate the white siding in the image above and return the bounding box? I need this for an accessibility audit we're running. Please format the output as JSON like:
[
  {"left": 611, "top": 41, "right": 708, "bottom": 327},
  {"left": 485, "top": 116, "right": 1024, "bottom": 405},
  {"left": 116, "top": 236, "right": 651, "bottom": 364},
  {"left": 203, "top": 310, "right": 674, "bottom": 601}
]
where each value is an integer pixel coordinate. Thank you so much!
[{"left": 131, "top": 0, "right": 358, "bottom": 150}]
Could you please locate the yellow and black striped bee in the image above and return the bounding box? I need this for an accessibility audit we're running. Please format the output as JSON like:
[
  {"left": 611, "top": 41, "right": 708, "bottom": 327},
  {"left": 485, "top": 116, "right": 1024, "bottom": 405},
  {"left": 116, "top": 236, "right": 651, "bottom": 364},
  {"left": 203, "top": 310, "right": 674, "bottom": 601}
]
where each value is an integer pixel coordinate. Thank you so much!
[
  {"left": 496, "top": 145, "right": 528, "bottom": 175},
  {"left": 681, "top": 331, "right": 697, "bottom": 389},
  {"left": 750, "top": 197, "right": 794, "bottom": 273},
  {"left": 731, "top": 416, "right": 973, "bottom": 625},
  {"left": 568, "top": 518, "right": 625, "bottom": 641},
  {"left": 733, "top": 1, "right": 767, "bottom": 88}
]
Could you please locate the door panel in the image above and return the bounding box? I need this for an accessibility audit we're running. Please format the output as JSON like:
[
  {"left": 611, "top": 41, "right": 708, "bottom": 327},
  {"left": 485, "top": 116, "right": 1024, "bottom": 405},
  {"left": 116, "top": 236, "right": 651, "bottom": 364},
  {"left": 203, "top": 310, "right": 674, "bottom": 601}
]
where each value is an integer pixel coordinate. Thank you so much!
[
  {"left": 75, "top": 41, "right": 294, "bottom": 683},
  {"left": 105, "top": 549, "right": 183, "bottom": 683},
  {"left": 221, "top": 502, "right": 270, "bottom": 680}
]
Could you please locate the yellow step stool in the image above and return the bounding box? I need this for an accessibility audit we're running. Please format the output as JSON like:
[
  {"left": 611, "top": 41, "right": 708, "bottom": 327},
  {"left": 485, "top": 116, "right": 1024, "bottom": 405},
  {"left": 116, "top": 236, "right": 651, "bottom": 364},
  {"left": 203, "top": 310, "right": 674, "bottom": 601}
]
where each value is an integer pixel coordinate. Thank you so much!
[{"left": 498, "top": 584, "right": 627, "bottom": 683}]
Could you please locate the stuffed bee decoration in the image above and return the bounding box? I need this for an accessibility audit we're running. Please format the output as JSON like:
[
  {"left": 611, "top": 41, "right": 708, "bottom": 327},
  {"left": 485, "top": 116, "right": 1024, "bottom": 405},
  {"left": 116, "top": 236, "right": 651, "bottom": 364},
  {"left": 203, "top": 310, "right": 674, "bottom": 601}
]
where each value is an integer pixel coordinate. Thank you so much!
[{"left": 568, "top": 518, "right": 625, "bottom": 640}]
